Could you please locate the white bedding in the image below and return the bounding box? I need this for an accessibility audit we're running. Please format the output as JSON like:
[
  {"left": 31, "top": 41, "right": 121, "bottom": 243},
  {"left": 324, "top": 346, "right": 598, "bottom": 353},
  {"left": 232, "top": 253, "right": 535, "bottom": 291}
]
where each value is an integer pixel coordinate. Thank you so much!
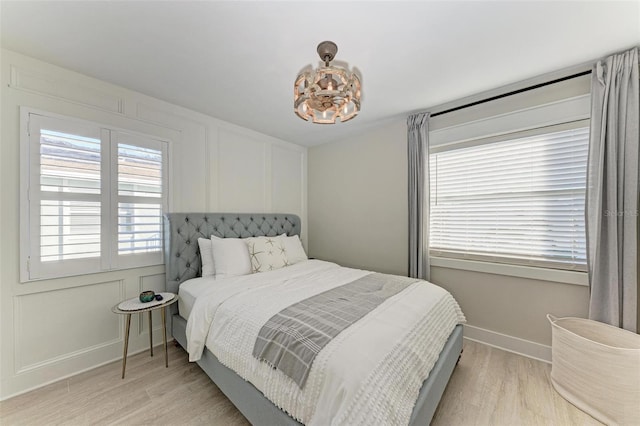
[
  {"left": 185, "top": 260, "right": 465, "bottom": 426},
  {"left": 178, "top": 276, "right": 215, "bottom": 319}
]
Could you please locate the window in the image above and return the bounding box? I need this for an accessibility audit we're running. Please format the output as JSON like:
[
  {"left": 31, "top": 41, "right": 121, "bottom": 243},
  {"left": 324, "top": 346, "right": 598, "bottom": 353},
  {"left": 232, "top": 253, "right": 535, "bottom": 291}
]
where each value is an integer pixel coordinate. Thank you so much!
[
  {"left": 22, "top": 110, "right": 168, "bottom": 281},
  {"left": 429, "top": 122, "right": 588, "bottom": 271}
]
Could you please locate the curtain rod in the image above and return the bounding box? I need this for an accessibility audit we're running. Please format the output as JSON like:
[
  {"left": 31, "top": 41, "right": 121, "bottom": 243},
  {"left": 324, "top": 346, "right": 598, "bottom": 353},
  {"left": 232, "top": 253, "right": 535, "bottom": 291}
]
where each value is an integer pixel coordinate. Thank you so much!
[{"left": 431, "top": 69, "right": 592, "bottom": 118}]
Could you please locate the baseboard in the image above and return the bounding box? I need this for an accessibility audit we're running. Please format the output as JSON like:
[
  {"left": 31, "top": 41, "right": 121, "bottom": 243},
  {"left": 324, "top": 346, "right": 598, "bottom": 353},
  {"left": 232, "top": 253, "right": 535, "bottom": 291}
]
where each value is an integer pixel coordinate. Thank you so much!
[{"left": 463, "top": 324, "right": 551, "bottom": 363}]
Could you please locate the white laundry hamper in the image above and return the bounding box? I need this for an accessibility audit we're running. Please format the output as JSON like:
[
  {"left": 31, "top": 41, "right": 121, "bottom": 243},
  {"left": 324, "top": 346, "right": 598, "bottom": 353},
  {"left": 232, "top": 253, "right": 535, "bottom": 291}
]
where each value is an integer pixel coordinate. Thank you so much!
[{"left": 547, "top": 314, "right": 640, "bottom": 425}]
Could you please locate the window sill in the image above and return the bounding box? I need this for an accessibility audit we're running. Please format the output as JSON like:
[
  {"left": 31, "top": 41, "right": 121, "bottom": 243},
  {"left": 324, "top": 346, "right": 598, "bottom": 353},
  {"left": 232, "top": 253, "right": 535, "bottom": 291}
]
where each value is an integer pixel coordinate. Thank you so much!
[{"left": 430, "top": 256, "right": 588, "bottom": 286}]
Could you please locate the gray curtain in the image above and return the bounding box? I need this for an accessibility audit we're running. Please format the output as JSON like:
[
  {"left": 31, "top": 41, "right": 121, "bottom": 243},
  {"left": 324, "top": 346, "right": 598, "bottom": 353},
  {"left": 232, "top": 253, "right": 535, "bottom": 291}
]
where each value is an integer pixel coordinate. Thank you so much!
[
  {"left": 586, "top": 47, "right": 639, "bottom": 332},
  {"left": 408, "top": 112, "right": 431, "bottom": 280}
]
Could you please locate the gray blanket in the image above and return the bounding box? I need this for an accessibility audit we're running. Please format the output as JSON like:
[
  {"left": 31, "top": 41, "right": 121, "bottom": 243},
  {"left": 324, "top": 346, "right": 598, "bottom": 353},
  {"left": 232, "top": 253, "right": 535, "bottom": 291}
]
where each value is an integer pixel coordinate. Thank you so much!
[{"left": 252, "top": 273, "right": 419, "bottom": 388}]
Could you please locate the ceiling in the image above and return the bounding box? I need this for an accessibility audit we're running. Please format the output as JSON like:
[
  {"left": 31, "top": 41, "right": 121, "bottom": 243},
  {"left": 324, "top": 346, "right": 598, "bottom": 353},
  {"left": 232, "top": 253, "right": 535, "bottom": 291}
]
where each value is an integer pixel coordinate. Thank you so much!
[{"left": 1, "top": 1, "right": 639, "bottom": 147}]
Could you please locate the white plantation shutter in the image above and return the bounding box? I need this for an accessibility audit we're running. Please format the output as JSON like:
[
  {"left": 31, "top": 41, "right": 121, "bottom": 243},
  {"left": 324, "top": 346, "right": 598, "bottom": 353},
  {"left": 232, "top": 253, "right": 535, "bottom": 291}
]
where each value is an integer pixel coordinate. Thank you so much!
[
  {"left": 113, "top": 133, "right": 167, "bottom": 268},
  {"left": 429, "top": 123, "right": 589, "bottom": 271},
  {"left": 24, "top": 111, "right": 168, "bottom": 281},
  {"left": 39, "top": 129, "right": 102, "bottom": 262},
  {"left": 28, "top": 115, "right": 106, "bottom": 279}
]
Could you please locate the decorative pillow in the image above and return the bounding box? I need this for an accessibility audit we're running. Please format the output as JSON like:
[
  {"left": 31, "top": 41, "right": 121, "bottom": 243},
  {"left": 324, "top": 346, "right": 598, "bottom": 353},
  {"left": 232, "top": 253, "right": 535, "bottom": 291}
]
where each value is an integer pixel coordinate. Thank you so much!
[
  {"left": 210, "top": 235, "right": 252, "bottom": 279},
  {"left": 279, "top": 234, "right": 308, "bottom": 265},
  {"left": 245, "top": 236, "right": 289, "bottom": 273},
  {"left": 198, "top": 238, "right": 215, "bottom": 277}
]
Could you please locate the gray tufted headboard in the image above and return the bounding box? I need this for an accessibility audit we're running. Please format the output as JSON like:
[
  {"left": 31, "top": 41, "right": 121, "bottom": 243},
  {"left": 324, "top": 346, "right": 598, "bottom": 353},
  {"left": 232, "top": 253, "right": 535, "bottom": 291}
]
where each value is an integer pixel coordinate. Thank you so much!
[{"left": 163, "top": 213, "right": 301, "bottom": 308}]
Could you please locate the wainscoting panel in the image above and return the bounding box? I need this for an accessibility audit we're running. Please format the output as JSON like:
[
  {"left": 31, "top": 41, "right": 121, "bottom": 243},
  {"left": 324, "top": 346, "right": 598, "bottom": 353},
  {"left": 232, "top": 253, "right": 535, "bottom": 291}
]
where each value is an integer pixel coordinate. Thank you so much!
[
  {"left": 217, "top": 128, "right": 268, "bottom": 212},
  {"left": 14, "top": 280, "right": 122, "bottom": 373},
  {"left": 271, "top": 145, "right": 305, "bottom": 216}
]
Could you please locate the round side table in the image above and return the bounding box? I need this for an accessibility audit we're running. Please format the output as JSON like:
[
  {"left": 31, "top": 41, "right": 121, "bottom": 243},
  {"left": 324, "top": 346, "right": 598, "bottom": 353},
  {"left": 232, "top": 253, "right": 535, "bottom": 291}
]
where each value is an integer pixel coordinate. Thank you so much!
[{"left": 112, "top": 293, "right": 178, "bottom": 379}]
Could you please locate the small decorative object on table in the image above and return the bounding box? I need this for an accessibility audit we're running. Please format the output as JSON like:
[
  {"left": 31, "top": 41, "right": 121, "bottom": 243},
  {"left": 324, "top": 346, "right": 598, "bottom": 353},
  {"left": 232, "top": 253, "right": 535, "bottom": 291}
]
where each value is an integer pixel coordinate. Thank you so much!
[{"left": 139, "top": 290, "right": 156, "bottom": 302}]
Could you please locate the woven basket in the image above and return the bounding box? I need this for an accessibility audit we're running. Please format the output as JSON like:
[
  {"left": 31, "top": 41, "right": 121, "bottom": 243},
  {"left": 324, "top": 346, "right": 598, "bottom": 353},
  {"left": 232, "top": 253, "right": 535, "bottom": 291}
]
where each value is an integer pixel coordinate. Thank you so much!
[{"left": 548, "top": 314, "right": 640, "bottom": 425}]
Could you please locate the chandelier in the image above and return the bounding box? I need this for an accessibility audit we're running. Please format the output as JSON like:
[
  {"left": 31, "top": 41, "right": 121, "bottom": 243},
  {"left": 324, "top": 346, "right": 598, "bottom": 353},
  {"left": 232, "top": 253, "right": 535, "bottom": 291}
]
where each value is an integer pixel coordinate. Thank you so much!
[{"left": 294, "top": 41, "right": 361, "bottom": 124}]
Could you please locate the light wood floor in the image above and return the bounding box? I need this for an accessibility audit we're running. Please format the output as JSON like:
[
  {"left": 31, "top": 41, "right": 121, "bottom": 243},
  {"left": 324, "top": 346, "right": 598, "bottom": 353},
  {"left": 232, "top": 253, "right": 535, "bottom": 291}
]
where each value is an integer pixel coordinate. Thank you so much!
[{"left": 0, "top": 340, "right": 602, "bottom": 426}]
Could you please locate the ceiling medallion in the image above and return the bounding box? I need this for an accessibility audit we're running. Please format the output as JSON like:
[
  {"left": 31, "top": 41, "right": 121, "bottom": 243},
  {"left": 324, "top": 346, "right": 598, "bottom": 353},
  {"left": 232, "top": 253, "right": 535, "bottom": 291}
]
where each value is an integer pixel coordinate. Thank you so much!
[{"left": 294, "top": 41, "right": 362, "bottom": 124}]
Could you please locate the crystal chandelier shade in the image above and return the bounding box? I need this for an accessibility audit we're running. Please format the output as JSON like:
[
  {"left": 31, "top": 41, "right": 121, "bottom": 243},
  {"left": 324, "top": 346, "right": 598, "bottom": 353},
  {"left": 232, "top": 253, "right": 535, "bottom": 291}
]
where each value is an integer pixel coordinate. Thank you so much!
[{"left": 294, "top": 41, "right": 361, "bottom": 124}]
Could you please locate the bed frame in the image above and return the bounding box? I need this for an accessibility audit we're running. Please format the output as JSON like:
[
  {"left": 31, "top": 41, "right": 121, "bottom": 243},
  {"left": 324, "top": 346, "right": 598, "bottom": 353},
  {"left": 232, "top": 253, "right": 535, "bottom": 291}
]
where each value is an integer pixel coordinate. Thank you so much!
[{"left": 164, "top": 213, "right": 462, "bottom": 425}]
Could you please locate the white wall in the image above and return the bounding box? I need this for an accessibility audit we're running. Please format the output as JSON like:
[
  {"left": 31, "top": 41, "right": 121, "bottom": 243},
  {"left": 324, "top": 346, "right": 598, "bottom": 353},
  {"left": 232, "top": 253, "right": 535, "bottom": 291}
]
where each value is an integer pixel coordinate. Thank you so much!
[
  {"left": 308, "top": 120, "right": 408, "bottom": 276},
  {"left": 308, "top": 117, "right": 592, "bottom": 362},
  {"left": 0, "top": 49, "right": 306, "bottom": 399}
]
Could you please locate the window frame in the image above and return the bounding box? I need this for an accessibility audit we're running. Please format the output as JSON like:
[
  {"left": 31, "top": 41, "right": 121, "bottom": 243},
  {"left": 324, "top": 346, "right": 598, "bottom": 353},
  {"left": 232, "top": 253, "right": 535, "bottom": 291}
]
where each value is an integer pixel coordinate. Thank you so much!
[
  {"left": 429, "top": 256, "right": 589, "bottom": 286},
  {"left": 20, "top": 108, "right": 169, "bottom": 282},
  {"left": 427, "top": 91, "right": 591, "bottom": 285}
]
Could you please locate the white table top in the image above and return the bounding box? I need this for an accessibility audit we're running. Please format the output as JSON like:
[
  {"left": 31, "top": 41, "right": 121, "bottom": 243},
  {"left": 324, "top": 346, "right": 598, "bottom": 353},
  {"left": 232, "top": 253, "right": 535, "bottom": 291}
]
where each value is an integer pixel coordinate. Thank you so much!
[{"left": 112, "top": 292, "right": 177, "bottom": 314}]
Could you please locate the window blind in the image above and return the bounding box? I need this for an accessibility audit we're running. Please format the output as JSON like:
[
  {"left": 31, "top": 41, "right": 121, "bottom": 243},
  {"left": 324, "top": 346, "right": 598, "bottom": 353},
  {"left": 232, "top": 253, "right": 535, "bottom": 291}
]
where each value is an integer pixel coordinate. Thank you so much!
[{"left": 429, "top": 125, "right": 589, "bottom": 271}]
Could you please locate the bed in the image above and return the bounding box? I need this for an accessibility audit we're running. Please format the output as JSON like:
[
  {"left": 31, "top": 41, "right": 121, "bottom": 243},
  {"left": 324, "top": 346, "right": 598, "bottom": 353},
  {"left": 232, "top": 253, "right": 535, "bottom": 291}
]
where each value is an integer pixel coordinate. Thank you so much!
[{"left": 164, "top": 213, "right": 465, "bottom": 425}]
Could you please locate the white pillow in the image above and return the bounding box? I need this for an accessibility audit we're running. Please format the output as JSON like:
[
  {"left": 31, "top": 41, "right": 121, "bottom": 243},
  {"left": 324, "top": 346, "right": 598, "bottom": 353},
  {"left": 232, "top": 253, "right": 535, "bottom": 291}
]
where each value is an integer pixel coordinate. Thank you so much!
[
  {"left": 210, "top": 235, "right": 252, "bottom": 279},
  {"left": 245, "top": 236, "right": 289, "bottom": 273},
  {"left": 198, "top": 238, "right": 215, "bottom": 277},
  {"left": 279, "top": 234, "right": 308, "bottom": 264}
]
